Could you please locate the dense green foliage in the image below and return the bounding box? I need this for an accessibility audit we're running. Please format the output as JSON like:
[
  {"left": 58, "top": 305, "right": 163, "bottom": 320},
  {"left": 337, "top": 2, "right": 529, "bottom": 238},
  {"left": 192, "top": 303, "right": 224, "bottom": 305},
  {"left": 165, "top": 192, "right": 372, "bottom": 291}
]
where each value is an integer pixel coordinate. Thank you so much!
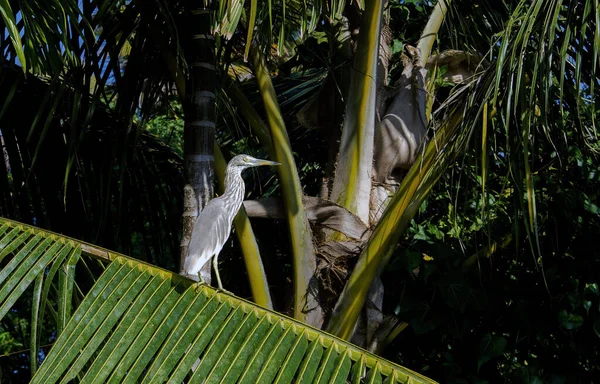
[
  {"left": 1, "top": 0, "right": 599, "bottom": 382},
  {"left": 382, "top": 143, "right": 600, "bottom": 382}
]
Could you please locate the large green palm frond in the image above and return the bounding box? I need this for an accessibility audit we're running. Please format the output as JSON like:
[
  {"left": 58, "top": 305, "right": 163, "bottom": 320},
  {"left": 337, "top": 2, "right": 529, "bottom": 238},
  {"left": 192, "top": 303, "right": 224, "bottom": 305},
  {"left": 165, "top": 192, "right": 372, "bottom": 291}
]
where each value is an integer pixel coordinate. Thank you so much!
[
  {"left": 215, "top": 0, "right": 327, "bottom": 62},
  {"left": 441, "top": 1, "right": 518, "bottom": 53},
  {"left": 404, "top": 0, "right": 600, "bottom": 260},
  {"left": 0, "top": 0, "right": 182, "bottom": 179},
  {"left": 0, "top": 67, "right": 184, "bottom": 269},
  {"left": 0, "top": 0, "right": 187, "bottom": 267},
  {"left": 442, "top": 0, "right": 599, "bottom": 253},
  {"left": 413, "top": 0, "right": 599, "bottom": 266},
  {"left": 0, "top": 0, "right": 92, "bottom": 74},
  {"left": 436, "top": 0, "right": 598, "bottom": 155},
  {"left": 0, "top": 217, "right": 436, "bottom": 383}
]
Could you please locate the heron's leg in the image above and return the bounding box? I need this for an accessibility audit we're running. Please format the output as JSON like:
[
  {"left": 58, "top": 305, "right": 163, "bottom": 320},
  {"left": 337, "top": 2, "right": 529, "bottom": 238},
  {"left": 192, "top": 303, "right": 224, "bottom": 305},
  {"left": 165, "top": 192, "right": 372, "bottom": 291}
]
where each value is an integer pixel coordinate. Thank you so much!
[
  {"left": 213, "top": 255, "right": 224, "bottom": 290},
  {"left": 212, "top": 255, "right": 232, "bottom": 294}
]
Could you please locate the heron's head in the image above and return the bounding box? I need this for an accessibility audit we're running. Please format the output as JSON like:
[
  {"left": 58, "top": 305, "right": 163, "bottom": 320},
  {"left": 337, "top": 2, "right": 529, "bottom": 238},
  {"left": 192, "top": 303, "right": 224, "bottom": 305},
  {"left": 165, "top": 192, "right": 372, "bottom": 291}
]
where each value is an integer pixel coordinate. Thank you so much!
[{"left": 229, "top": 154, "right": 280, "bottom": 170}]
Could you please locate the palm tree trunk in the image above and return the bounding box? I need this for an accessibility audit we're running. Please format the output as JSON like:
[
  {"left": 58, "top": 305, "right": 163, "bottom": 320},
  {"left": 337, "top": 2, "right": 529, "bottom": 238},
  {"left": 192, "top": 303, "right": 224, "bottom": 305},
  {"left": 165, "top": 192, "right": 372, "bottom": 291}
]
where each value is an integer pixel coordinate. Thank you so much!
[{"left": 179, "top": 1, "right": 217, "bottom": 279}]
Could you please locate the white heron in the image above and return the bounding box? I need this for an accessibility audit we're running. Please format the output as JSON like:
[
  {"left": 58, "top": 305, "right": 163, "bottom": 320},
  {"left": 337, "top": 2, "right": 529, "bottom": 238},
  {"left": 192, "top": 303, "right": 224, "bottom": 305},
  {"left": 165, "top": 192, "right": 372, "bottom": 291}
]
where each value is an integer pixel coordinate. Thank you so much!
[{"left": 183, "top": 154, "right": 279, "bottom": 290}]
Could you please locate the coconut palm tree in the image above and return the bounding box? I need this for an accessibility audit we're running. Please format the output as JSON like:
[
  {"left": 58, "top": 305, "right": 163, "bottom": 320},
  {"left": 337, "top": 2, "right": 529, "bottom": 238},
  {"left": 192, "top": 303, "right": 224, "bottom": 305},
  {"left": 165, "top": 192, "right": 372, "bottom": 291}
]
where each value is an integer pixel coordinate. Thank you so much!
[{"left": 0, "top": 0, "right": 597, "bottom": 377}]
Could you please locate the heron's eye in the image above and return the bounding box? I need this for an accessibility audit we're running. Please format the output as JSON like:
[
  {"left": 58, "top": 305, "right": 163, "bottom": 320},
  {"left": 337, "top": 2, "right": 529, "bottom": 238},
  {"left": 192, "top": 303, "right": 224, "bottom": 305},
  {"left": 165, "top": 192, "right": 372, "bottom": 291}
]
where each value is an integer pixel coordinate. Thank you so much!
[{"left": 243, "top": 156, "right": 249, "bottom": 162}]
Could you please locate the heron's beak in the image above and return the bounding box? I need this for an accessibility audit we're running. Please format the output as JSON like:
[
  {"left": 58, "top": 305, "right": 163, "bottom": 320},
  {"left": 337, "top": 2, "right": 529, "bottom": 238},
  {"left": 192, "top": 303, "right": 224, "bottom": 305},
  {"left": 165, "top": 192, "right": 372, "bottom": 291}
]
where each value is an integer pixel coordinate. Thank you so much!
[{"left": 256, "top": 159, "right": 280, "bottom": 166}]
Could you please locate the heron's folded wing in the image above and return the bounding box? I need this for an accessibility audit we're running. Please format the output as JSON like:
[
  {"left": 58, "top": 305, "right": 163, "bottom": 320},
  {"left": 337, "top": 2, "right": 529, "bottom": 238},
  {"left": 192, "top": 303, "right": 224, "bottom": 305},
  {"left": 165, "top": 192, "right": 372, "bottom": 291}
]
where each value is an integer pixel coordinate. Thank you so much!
[{"left": 184, "top": 201, "right": 231, "bottom": 275}]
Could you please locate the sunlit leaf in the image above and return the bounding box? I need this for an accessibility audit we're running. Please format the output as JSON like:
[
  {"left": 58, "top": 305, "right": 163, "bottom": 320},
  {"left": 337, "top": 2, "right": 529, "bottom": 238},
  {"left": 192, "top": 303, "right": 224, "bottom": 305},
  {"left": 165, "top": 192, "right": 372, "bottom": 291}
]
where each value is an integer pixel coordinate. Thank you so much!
[{"left": 0, "top": 218, "right": 435, "bottom": 383}]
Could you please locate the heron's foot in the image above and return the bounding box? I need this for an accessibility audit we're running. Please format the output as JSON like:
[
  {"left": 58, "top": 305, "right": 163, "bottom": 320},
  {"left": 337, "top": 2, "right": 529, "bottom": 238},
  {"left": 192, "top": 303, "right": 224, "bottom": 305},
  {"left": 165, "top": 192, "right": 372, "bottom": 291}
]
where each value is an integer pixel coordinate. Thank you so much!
[
  {"left": 216, "top": 286, "right": 233, "bottom": 295},
  {"left": 217, "top": 288, "right": 233, "bottom": 295},
  {"left": 196, "top": 273, "right": 207, "bottom": 286},
  {"left": 213, "top": 259, "right": 231, "bottom": 294},
  {"left": 215, "top": 273, "right": 232, "bottom": 294}
]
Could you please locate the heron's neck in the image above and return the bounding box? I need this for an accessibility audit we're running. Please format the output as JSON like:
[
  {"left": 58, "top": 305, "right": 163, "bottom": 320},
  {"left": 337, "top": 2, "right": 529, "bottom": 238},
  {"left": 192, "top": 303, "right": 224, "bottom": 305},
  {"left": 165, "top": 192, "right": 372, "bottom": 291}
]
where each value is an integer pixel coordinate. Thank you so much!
[{"left": 222, "top": 167, "right": 245, "bottom": 214}]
